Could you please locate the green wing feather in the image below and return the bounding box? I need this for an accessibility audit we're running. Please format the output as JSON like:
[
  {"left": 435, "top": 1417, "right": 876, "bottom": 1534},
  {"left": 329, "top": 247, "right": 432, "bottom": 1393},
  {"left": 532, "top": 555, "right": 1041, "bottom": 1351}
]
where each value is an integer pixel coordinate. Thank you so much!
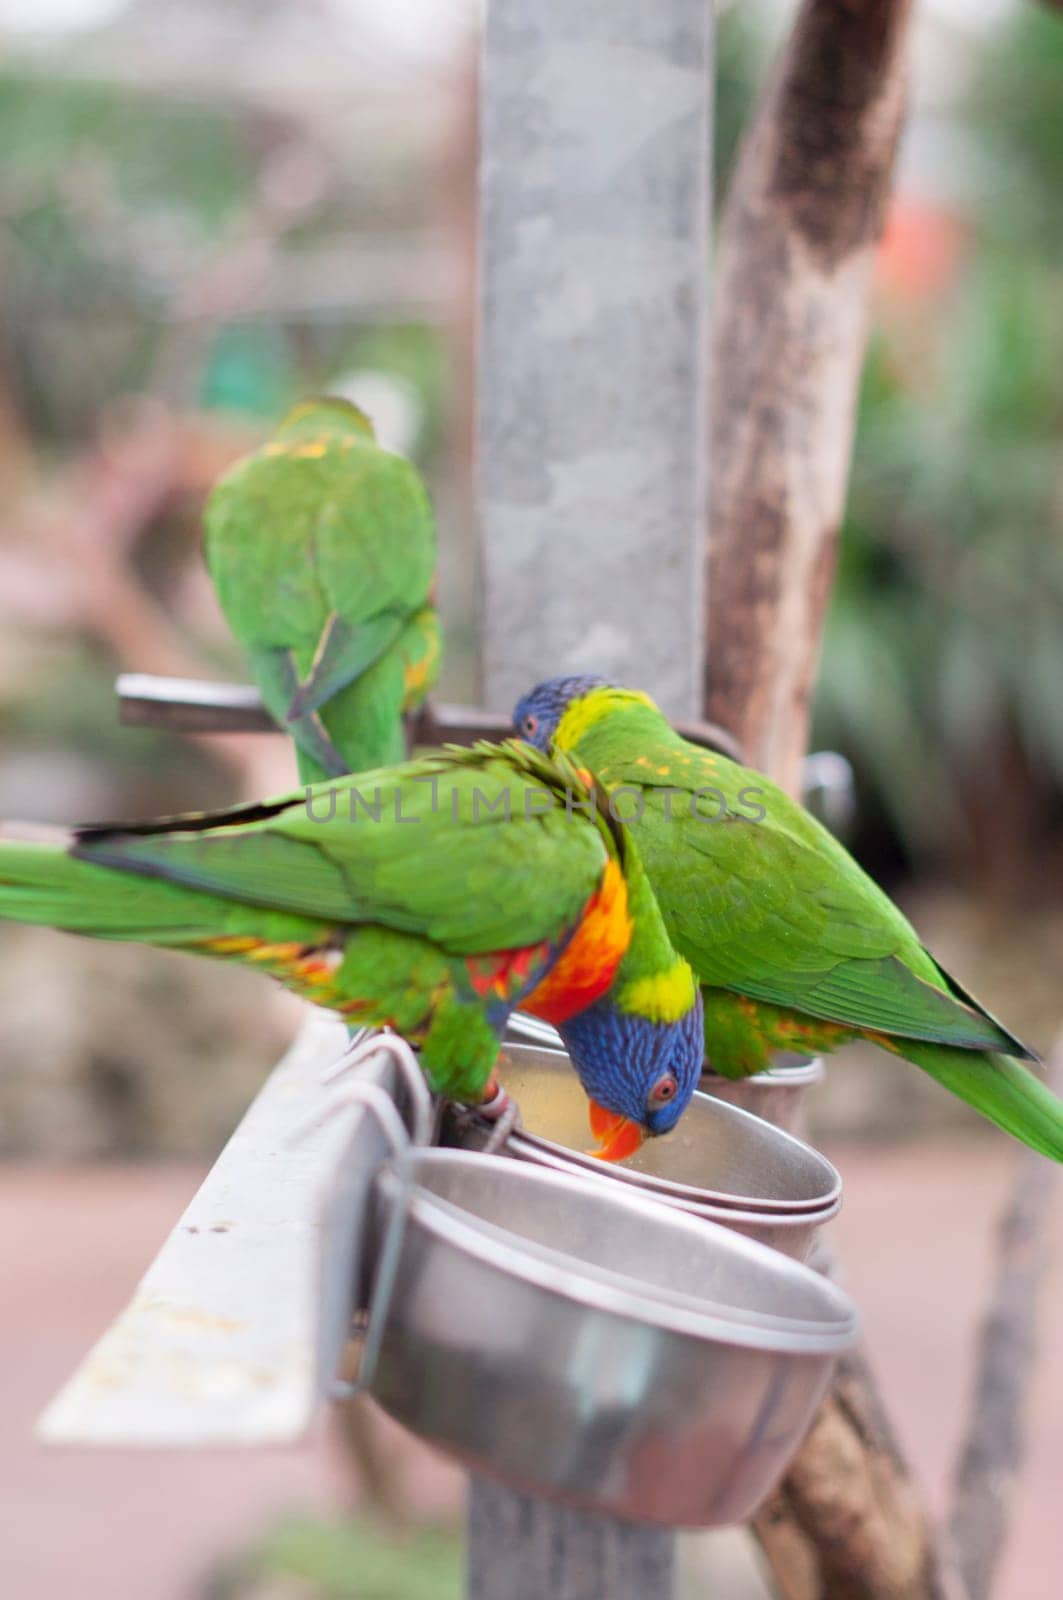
[
  {"left": 243, "top": 643, "right": 349, "bottom": 779},
  {"left": 581, "top": 710, "right": 1030, "bottom": 1056},
  {"left": 73, "top": 746, "right": 605, "bottom": 955}
]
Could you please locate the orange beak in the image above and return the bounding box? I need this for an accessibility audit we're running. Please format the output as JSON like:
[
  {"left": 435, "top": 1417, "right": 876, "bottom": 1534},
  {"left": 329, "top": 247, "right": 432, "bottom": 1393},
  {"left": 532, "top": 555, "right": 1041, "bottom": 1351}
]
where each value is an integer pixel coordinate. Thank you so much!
[{"left": 587, "top": 1098, "right": 645, "bottom": 1163}]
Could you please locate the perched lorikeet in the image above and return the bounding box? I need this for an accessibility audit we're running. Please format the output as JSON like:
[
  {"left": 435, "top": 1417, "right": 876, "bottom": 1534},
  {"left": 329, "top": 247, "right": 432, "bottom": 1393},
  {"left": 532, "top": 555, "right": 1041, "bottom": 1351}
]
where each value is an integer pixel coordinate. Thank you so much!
[
  {"left": 512, "top": 677, "right": 1063, "bottom": 1162},
  {"left": 0, "top": 742, "right": 701, "bottom": 1156},
  {"left": 204, "top": 398, "right": 441, "bottom": 784}
]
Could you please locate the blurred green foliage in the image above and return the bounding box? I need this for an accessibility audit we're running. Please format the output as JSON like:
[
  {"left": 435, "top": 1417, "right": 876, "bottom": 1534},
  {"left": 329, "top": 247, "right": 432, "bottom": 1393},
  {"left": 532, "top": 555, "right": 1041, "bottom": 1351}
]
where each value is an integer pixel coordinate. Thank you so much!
[
  {"left": 813, "top": 10, "right": 1063, "bottom": 885},
  {"left": 713, "top": 5, "right": 764, "bottom": 197},
  {"left": 0, "top": 59, "right": 448, "bottom": 445},
  {"left": 817, "top": 268, "right": 1063, "bottom": 866},
  {"left": 0, "top": 41, "right": 451, "bottom": 805},
  {"left": 211, "top": 1516, "right": 462, "bottom": 1600},
  {"left": 0, "top": 68, "right": 253, "bottom": 436},
  {"left": 971, "top": 8, "right": 1063, "bottom": 254},
  {"left": 0, "top": 71, "right": 250, "bottom": 222},
  {"left": 201, "top": 325, "right": 296, "bottom": 421},
  {"left": 705, "top": 7, "right": 1063, "bottom": 890},
  {"left": 197, "top": 320, "right": 448, "bottom": 449}
]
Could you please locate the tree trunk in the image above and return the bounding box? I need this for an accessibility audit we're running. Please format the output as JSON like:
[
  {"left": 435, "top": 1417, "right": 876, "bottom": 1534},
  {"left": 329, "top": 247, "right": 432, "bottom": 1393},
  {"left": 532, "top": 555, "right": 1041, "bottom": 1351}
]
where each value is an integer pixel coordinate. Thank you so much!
[
  {"left": 704, "top": 5, "right": 971, "bottom": 1596},
  {"left": 706, "top": 0, "right": 912, "bottom": 794}
]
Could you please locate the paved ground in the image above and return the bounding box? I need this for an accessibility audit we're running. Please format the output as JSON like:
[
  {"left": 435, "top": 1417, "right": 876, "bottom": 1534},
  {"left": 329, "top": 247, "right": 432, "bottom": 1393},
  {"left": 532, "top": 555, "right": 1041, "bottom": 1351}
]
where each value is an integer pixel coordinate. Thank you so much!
[
  {"left": 1, "top": 1145, "right": 1060, "bottom": 1598},
  {"left": 829, "top": 1142, "right": 1063, "bottom": 1600}
]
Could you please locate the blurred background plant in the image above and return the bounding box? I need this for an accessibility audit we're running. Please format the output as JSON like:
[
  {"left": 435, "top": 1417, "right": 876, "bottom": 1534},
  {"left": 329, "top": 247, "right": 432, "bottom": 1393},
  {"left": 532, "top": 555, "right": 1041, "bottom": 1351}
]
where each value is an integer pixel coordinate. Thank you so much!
[
  {"left": 208, "top": 1517, "right": 463, "bottom": 1600},
  {"left": 1, "top": 4, "right": 1061, "bottom": 1599},
  {"left": 815, "top": 8, "right": 1063, "bottom": 902}
]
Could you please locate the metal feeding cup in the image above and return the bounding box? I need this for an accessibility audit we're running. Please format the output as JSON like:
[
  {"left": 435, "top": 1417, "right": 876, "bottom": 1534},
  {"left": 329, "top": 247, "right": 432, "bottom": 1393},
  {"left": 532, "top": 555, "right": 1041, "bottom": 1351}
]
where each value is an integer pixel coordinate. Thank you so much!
[
  {"left": 507, "top": 1011, "right": 826, "bottom": 1137},
  {"left": 700, "top": 1054, "right": 825, "bottom": 1135},
  {"left": 314, "top": 1032, "right": 852, "bottom": 1527},
  {"left": 361, "top": 1149, "right": 857, "bottom": 1527},
  {"left": 451, "top": 1040, "right": 841, "bottom": 1260}
]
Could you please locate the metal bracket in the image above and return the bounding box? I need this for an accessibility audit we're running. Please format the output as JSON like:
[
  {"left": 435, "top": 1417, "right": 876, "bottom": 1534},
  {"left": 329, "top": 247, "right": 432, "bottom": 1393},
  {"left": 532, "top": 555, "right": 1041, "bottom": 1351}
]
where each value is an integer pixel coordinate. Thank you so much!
[
  {"left": 298, "top": 1031, "right": 434, "bottom": 1401},
  {"left": 114, "top": 672, "right": 745, "bottom": 761}
]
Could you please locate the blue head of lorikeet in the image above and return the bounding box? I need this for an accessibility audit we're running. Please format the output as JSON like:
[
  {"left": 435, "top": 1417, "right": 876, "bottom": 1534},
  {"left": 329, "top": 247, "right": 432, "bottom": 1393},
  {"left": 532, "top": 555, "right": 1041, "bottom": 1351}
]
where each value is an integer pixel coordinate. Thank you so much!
[
  {"left": 513, "top": 675, "right": 613, "bottom": 753},
  {"left": 562, "top": 986, "right": 705, "bottom": 1148}
]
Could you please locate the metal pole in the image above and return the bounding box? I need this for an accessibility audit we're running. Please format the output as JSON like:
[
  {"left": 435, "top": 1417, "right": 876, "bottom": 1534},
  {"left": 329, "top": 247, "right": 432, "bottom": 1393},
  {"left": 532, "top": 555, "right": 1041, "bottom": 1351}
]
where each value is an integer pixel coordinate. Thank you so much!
[
  {"left": 113, "top": 673, "right": 743, "bottom": 757},
  {"left": 474, "top": 0, "right": 712, "bottom": 1592},
  {"left": 478, "top": 0, "right": 711, "bottom": 723},
  {"left": 467, "top": 1479, "right": 676, "bottom": 1600}
]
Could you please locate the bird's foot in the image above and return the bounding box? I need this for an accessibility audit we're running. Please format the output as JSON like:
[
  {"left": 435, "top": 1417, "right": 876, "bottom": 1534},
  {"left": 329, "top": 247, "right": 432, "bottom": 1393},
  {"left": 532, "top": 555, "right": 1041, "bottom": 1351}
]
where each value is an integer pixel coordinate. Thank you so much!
[
  {"left": 448, "top": 1079, "right": 521, "bottom": 1153},
  {"left": 479, "top": 1084, "right": 522, "bottom": 1155}
]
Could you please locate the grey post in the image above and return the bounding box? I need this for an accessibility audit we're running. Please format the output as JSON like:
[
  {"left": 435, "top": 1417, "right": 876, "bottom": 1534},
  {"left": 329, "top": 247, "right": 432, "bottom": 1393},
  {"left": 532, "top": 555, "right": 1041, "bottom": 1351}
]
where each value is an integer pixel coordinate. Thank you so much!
[
  {"left": 478, "top": 0, "right": 711, "bottom": 723},
  {"left": 474, "top": 0, "right": 712, "bottom": 1593}
]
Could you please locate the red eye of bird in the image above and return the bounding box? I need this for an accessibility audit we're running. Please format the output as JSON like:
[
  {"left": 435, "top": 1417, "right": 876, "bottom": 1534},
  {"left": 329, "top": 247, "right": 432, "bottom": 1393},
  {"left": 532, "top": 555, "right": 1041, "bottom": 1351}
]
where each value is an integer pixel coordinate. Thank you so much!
[
  {"left": 648, "top": 1073, "right": 678, "bottom": 1111},
  {"left": 523, "top": 714, "right": 539, "bottom": 737}
]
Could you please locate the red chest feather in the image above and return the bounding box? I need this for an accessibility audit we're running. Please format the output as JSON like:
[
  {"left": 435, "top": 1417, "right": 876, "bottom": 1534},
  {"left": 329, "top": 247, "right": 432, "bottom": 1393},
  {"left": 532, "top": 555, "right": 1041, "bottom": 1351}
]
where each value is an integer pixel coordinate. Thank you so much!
[{"left": 521, "top": 859, "right": 632, "bottom": 1027}]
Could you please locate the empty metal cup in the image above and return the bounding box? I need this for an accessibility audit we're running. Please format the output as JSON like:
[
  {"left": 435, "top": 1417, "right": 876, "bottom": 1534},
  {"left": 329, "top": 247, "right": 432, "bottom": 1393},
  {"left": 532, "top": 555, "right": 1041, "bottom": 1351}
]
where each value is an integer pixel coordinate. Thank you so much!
[
  {"left": 496, "top": 1138, "right": 830, "bottom": 1262},
  {"left": 700, "top": 1055, "right": 824, "bottom": 1135}
]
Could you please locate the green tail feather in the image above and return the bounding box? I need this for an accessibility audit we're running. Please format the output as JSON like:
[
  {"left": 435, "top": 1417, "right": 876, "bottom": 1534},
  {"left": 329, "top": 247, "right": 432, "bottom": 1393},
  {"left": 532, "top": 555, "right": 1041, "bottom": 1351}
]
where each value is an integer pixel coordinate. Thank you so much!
[
  {"left": 900, "top": 1039, "right": 1063, "bottom": 1162},
  {"left": 0, "top": 834, "right": 325, "bottom": 948}
]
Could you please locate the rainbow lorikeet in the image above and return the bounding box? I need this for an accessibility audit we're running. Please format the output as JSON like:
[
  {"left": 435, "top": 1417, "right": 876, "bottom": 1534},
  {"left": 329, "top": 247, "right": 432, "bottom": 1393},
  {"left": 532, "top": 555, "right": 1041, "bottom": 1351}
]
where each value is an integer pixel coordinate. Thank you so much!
[
  {"left": 204, "top": 398, "right": 441, "bottom": 785},
  {"left": 0, "top": 742, "right": 701, "bottom": 1157},
  {"left": 512, "top": 677, "right": 1063, "bottom": 1162}
]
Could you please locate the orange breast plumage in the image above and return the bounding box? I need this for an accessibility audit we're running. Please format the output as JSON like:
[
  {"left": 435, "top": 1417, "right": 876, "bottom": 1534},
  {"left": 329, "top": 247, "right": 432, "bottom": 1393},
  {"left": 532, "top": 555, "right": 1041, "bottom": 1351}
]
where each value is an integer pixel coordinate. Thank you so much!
[{"left": 521, "top": 858, "right": 632, "bottom": 1026}]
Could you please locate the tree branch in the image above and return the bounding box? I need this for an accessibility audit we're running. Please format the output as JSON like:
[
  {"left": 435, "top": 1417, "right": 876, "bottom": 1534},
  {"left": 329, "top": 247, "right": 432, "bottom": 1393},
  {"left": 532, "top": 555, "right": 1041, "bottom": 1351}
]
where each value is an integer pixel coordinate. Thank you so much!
[
  {"left": 703, "top": 5, "right": 980, "bottom": 1595},
  {"left": 948, "top": 1038, "right": 1063, "bottom": 1600},
  {"left": 706, "top": 0, "right": 913, "bottom": 794},
  {"left": 755, "top": 1343, "right": 967, "bottom": 1600}
]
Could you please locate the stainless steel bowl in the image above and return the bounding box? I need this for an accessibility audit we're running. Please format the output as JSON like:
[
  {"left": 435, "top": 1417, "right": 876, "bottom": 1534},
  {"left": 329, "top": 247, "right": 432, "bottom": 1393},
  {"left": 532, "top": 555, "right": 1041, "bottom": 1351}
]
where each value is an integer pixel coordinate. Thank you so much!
[
  {"left": 700, "top": 1055, "right": 824, "bottom": 1135},
  {"left": 507, "top": 1013, "right": 826, "bottom": 1138},
  {"left": 505, "top": 1012, "right": 566, "bottom": 1049},
  {"left": 485, "top": 1042, "right": 842, "bottom": 1218},
  {"left": 365, "top": 1149, "right": 857, "bottom": 1527},
  {"left": 491, "top": 1137, "right": 828, "bottom": 1261}
]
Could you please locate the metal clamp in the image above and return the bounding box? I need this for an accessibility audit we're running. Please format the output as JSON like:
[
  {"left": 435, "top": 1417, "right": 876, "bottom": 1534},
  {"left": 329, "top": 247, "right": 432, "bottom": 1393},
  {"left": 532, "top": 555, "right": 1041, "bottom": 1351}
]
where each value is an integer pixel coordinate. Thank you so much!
[
  {"left": 290, "top": 1032, "right": 433, "bottom": 1400},
  {"left": 320, "top": 1082, "right": 417, "bottom": 1401},
  {"left": 320, "top": 1029, "right": 434, "bottom": 1149}
]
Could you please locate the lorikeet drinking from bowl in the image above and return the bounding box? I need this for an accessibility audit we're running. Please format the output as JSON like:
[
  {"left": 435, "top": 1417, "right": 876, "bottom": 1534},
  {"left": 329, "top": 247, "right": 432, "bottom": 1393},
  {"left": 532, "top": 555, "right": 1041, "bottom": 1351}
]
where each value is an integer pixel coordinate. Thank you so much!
[
  {"left": 0, "top": 742, "right": 701, "bottom": 1157},
  {"left": 513, "top": 677, "right": 1063, "bottom": 1162},
  {"left": 204, "top": 398, "right": 441, "bottom": 784}
]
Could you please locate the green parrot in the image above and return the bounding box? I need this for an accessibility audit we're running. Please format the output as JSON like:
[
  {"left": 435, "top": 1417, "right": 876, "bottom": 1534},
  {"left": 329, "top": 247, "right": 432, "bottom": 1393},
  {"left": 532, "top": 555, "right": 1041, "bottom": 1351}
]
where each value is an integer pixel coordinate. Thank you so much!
[
  {"left": 204, "top": 398, "right": 441, "bottom": 784},
  {"left": 0, "top": 742, "right": 703, "bottom": 1155},
  {"left": 513, "top": 677, "right": 1063, "bottom": 1162}
]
